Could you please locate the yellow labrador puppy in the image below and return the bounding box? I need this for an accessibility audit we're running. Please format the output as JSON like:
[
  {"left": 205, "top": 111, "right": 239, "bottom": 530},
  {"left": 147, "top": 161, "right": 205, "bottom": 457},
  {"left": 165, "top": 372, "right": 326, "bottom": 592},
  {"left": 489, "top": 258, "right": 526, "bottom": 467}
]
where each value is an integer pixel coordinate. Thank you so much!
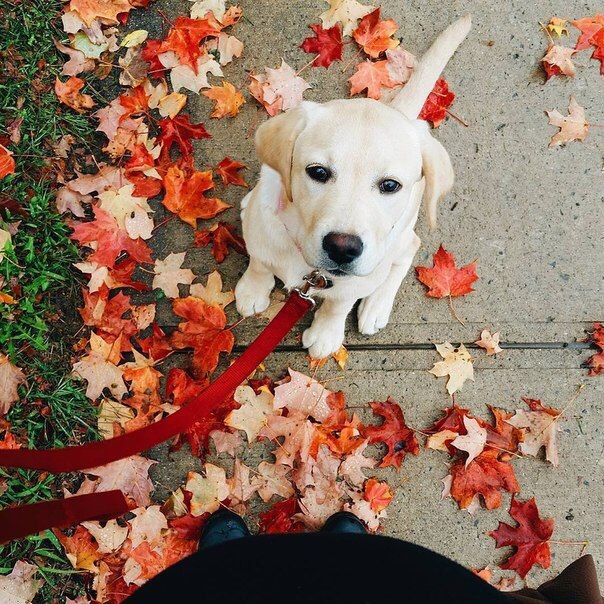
[{"left": 235, "top": 16, "right": 471, "bottom": 358}]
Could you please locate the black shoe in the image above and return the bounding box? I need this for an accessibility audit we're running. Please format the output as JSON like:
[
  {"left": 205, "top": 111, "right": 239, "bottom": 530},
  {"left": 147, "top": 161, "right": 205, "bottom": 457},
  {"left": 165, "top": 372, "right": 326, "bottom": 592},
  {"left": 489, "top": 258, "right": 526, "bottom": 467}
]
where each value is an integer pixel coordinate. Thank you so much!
[
  {"left": 321, "top": 511, "right": 367, "bottom": 534},
  {"left": 199, "top": 509, "right": 251, "bottom": 550}
]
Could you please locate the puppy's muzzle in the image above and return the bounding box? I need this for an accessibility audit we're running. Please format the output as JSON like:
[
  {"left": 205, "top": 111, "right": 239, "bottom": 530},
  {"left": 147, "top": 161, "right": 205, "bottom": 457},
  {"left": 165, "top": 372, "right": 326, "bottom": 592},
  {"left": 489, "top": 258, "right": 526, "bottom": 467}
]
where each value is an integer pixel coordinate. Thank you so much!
[{"left": 322, "top": 232, "right": 364, "bottom": 266}]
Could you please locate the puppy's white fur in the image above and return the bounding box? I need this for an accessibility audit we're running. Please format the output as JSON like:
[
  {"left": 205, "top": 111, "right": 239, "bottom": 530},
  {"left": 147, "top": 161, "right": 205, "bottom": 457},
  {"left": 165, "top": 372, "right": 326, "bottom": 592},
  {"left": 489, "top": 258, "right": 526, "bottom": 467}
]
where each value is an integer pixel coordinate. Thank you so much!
[{"left": 236, "top": 16, "right": 471, "bottom": 358}]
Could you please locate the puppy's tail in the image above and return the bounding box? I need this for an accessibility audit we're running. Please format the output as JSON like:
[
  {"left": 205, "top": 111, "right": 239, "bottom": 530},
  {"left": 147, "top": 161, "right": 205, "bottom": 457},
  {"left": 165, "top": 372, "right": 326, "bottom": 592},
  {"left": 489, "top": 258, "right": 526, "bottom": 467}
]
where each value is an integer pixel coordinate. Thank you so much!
[{"left": 391, "top": 15, "right": 472, "bottom": 119}]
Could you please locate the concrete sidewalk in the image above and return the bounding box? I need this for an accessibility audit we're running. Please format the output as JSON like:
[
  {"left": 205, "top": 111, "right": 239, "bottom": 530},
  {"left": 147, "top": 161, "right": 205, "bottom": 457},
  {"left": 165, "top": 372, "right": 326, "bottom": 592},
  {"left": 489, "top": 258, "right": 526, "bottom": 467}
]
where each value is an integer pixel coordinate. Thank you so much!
[{"left": 145, "top": 0, "right": 604, "bottom": 586}]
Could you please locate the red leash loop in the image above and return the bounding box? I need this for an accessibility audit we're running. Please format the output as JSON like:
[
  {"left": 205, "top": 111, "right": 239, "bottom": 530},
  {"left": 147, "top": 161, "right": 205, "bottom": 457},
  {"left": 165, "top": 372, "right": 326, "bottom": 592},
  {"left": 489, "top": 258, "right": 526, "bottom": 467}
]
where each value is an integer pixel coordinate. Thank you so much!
[{"left": 0, "top": 290, "right": 313, "bottom": 543}]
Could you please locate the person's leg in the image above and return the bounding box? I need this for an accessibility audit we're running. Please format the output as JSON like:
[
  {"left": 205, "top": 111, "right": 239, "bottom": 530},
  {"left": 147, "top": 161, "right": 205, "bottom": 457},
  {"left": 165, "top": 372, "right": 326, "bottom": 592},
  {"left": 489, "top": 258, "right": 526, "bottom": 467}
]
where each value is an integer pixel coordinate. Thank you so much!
[{"left": 126, "top": 531, "right": 509, "bottom": 603}]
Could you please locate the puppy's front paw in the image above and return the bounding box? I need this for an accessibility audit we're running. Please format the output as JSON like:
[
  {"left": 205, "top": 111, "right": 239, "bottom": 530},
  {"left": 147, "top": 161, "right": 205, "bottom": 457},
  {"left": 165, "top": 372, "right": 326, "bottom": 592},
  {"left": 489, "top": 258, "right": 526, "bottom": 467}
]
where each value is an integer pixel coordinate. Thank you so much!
[
  {"left": 235, "top": 278, "right": 271, "bottom": 317},
  {"left": 357, "top": 293, "right": 394, "bottom": 335},
  {"left": 302, "top": 321, "right": 344, "bottom": 359}
]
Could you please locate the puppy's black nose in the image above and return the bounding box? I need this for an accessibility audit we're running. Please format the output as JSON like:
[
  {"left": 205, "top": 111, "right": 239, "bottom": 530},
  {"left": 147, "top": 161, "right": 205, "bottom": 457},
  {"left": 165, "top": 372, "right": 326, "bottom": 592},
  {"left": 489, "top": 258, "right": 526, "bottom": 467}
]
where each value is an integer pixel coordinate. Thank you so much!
[{"left": 322, "top": 232, "right": 364, "bottom": 265}]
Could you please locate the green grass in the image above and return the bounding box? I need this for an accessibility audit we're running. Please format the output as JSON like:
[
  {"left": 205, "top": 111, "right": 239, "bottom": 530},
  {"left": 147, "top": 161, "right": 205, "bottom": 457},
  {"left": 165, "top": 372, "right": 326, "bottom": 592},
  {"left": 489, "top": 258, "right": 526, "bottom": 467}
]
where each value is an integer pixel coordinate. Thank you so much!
[{"left": 0, "top": 0, "right": 103, "bottom": 600}]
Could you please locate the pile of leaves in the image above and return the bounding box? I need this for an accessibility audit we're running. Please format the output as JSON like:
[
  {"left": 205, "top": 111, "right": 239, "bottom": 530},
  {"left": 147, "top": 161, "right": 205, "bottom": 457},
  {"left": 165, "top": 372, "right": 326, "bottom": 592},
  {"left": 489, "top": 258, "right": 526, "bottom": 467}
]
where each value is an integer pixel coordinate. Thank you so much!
[{"left": 0, "top": 0, "right": 599, "bottom": 602}]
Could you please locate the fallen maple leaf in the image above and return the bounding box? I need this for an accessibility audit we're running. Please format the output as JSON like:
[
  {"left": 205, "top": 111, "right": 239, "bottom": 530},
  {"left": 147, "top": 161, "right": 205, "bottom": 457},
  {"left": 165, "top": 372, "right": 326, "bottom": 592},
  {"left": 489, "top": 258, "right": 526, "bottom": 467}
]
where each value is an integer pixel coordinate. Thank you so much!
[
  {"left": 416, "top": 245, "right": 478, "bottom": 298},
  {"left": 69, "top": 0, "right": 132, "bottom": 26},
  {"left": 348, "top": 59, "right": 397, "bottom": 99},
  {"left": 206, "top": 32, "right": 244, "bottom": 65},
  {"left": 157, "top": 115, "right": 212, "bottom": 160},
  {"left": 254, "top": 461, "right": 294, "bottom": 502},
  {"left": 189, "top": 269, "right": 234, "bottom": 308},
  {"left": 489, "top": 497, "right": 554, "bottom": 578},
  {"left": 475, "top": 329, "right": 503, "bottom": 355},
  {"left": 156, "top": 16, "right": 221, "bottom": 72},
  {"left": 451, "top": 416, "right": 487, "bottom": 467},
  {"left": 193, "top": 222, "right": 246, "bottom": 263},
  {"left": 70, "top": 206, "right": 152, "bottom": 268},
  {"left": 215, "top": 156, "right": 248, "bottom": 187},
  {"left": 429, "top": 342, "right": 474, "bottom": 395},
  {"left": 547, "top": 17, "right": 569, "bottom": 37},
  {"left": 506, "top": 397, "right": 562, "bottom": 466},
  {"left": 571, "top": 14, "right": 604, "bottom": 51},
  {"left": 225, "top": 385, "right": 274, "bottom": 443},
  {"left": 546, "top": 96, "right": 589, "bottom": 147},
  {"left": 170, "top": 295, "right": 234, "bottom": 375},
  {"left": 186, "top": 464, "right": 230, "bottom": 516},
  {"left": 364, "top": 477, "right": 393, "bottom": 512},
  {"left": 55, "top": 76, "right": 95, "bottom": 113},
  {"left": 352, "top": 8, "right": 399, "bottom": 58},
  {"left": 0, "top": 354, "right": 26, "bottom": 415},
  {"left": 153, "top": 251, "right": 196, "bottom": 298},
  {"left": 0, "top": 560, "right": 43, "bottom": 604},
  {"left": 542, "top": 44, "right": 576, "bottom": 79},
  {"left": 418, "top": 78, "right": 455, "bottom": 127},
  {"left": 273, "top": 368, "right": 333, "bottom": 422},
  {"left": 363, "top": 398, "right": 419, "bottom": 468},
  {"left": 55, "top": 525, "right": 102, "bottom": 572},
  {"left": 81, "top": 519, "right": 128, "bottom": 553},
  {"left": 85, "top": 455, "right": 156, "bottom": 507},
  {"left": 259, "top": 497, "right": 306, "bottom": 534},
  {"left": 0, "top": 145, "right": 16, "bottom": 180},
  {"left": 385, "top": 46, "right": 415, "bottom": 84},
  {"left": 202, "top": 81, "right": 245, "bottom": 117},
  {"left": 301, "top": 23, "right": 344, "bottom": 68},
  {"left": 128, "top": 505, "right": 168, "bottom": 549},
  {"left": 586, "top": 322, "right": 604, "bottom": 375},
  {"left": 162, "top": 165, "right": 230, "bottom": 227},
  {"left": 445, "top": 451, "right": 519, "bottom": 510},
  {"left": 265, "top": 60, "right": 312, "bottom": 111},
  {"left": 320, "top": 0, "right": 374, "bottom": 37}
]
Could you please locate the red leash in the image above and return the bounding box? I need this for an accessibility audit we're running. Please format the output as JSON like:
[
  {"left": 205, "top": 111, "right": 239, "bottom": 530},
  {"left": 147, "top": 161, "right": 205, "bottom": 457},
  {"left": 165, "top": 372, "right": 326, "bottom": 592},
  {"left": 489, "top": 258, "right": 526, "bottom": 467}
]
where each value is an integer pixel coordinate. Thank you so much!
[{"left": 0, "top": 287, "right": 318, "bottom": 544}]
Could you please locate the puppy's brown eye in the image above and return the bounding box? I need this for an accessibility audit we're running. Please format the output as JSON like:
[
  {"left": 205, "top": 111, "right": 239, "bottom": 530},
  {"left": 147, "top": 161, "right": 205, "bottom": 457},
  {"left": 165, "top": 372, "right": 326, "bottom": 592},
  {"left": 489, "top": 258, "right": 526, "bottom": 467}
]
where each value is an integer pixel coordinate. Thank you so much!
[
  {"left": 306, "top": 165, "right": 331, "bottom": 183},
  {"left": 379, "top": 179, "right": 402, "bottom": 194}
]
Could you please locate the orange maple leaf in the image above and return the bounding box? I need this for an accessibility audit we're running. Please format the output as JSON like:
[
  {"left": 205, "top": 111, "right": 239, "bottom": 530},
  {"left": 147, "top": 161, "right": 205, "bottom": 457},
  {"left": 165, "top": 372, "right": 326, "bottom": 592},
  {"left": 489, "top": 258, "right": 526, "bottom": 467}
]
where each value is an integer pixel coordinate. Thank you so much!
[
  {"left": 216, "top": 156, "right": 248, "bottom": 187},
  {"left": 162, "top": 165, "right": 230, "bottom": 227},
  {"left": 69, "top": 0, "right": 132, "bottom": 26},
  {"left": 348, "top": 59, "right": 397, "bottom": 99},
  {"left": 0, "top": 145, "right": 15, "bottom": 180},
  {"left": 55, "top": 77, "right": 95, "bottom": 113},
  {"left": 202, "top": 82, "right": 246, "bottom": 118},
  {"left": 352, "top": 9, "right": 399, "bottom": 58},
  {"left": 157, "top": 16, "right": 221, "bottom": 72},
  {"left": 415, "top": 245, "right": 478, "bottom": 298}
]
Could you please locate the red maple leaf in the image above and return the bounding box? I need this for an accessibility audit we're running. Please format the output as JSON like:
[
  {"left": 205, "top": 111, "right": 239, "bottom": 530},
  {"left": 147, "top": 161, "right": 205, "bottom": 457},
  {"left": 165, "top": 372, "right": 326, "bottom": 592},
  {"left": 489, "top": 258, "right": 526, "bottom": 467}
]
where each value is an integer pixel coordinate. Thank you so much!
[
  {"left": 216, "top": 156, "right": 248, "bottom": 187},
  {"left": 364, "top": 478, "right": 393, "bottom": 512},
  {"left": 157, "top": 115, "right": 212, "bottom": 161},
  {"left": 165, "top": 368, "right": 208, "bottom": 406},
  {"left": 300, "top": 23, "right": 344, "bottom": 68},
  {"left": 109, "top": 256, "right": 149, "bottom": 291},
  {"left": 141, "top": 39, "right": 166, "bottom": 77},
  {"left": 448, "top": 450, "right": 519, "bottom": 510},
  {"left": 352, "top": 9, "right": 398, "bottom": 58},
  {"left": 415, "top": 245, "right": 478, "bottom": 298},
  {"left": 69, "top": 206, "right": 152, "bottom": 268},
  {"left": 137, "top": 323, "right": 173, "bottom": 361},
  {"left": 363, "top": 398, "right": 419, "bottom": 468},
  {"left": 169, "top": 296, "right": 234, "bottom": 375},
  {"left": 194, "top": 222, "right": 247, "bottom": 263},
  {"left": 586, "top": 322, "right": 604, "bottom": 375},
  {"left": 162, "top": 164, "right": 230, "bottom": 227},
  {"left": 156, "top": 16, "right": 221, "bottom": 72},
  {"left": 489, "top": 497, "right": 554, "bottom": 578},
  {"left": 419, "top": 78, "right": 455, "bottom": 127},
  {"left": 259, "top": 497, "right": 306, "bottom": 534}
]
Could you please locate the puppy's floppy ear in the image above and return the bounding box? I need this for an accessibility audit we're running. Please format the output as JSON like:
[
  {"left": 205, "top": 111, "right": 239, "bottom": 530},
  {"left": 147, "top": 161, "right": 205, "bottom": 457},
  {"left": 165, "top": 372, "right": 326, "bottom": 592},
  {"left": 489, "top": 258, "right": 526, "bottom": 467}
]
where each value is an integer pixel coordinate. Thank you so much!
[
  {"left": 414, "top": 120, "right": 454, "bottom": 230},
  {"left": 255, "top": 102, "right": 317, "bottom": 202}
]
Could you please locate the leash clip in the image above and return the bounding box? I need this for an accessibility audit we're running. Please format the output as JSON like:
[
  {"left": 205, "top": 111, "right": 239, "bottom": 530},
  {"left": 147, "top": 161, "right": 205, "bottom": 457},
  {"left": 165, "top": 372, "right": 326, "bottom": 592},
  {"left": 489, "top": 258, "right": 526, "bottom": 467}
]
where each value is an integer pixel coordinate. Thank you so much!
[{"left": 294, "top": 270, "right": 333, "bottom": 306}]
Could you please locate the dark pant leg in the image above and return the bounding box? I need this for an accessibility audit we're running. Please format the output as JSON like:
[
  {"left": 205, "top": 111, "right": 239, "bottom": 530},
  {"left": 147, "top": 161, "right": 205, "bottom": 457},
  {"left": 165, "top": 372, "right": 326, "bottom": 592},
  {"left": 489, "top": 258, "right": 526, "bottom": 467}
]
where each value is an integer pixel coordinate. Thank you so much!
[{"left": 126, "top": 533, "right": 511, "bottom": 604}]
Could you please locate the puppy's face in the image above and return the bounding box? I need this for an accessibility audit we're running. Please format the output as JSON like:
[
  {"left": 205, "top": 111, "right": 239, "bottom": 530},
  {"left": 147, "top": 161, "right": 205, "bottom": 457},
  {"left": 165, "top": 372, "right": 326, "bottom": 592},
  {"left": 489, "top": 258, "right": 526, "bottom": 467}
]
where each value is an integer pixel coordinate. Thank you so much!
[{"left": 256, "top": 98, "right": 453, "bottom": 278}]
